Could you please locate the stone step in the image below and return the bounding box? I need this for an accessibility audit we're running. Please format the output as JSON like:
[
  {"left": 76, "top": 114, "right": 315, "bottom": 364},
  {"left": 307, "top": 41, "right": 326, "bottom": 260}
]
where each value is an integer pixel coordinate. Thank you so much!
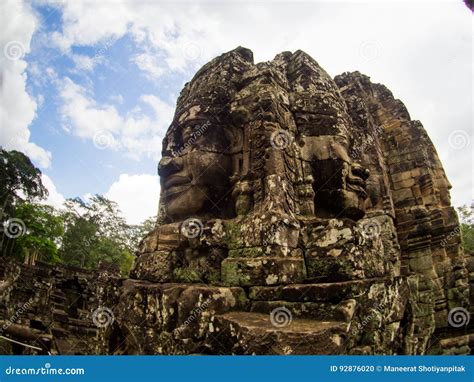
[
  {"left": 76, "top": 308, "right": 90, "bottom": 320},
  {"left": 52, "top": 309, "right": 69, "bottom": 323},
  {"left": 249, "top": 299, "right": 356, "bottom": 322},
  {"left": 55, "top": 338, "right": 75, "bottom": 355},
  {"left": 51, "top": 301, "right": 67, "bottom": 310},
  {"left": 248, "top": 277, "right": 390, "bottom": 302},
  {"left": 50, "top": 292, "right": 67, "bottom": 302},
  {"left": 246, "top": 278, "right": 395, "bottom": 322},
  {"left": 67, "top": 317, "right": 95, "bottom": 329},
  {"left": 210, "top": 311, "right": 348, "bottom": 355},
  {"left": 51, "top": 326, "right": 68, "bottom": 339}
]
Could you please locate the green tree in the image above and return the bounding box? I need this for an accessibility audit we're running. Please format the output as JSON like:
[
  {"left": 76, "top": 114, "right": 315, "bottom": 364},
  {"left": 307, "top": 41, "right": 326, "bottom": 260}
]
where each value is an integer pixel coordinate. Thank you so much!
[
  {"left": 458, "top": 204, "right": 474, "bottom": 253},
  {"left": 128, "top": 216, "right": 157, "bottom": 253},
  {"left": 0, "top": 148, "right": 48, "bottom": 257},
  {"left": 89, "top": 237, "right": 134, "bottom": 275},
  {"left": 59, "top": 195, "right": 137, "bottom": 275},
  {"left": 0, "top": 148, "right": 47, "bottom": 212},
  {"left": 13, "top": 202, "right": 64, "bottom": 265}
]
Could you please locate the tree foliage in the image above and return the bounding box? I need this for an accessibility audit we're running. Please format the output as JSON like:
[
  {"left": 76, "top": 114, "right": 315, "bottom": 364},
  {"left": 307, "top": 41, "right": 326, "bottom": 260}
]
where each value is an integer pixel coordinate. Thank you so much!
[
  {"left": 0, "top": 148, "right": 47, "bottom": 214},
  {"left": 59, "top": 195, "right": 151, "bottom": 275},
  {"left": 0, "top": 148, "right": 48, "bottom": 258},
  {"left": 0, "top": 148, "right": 157, "bottom": 276},
  {"left": 458, "top": 205, "right": 474, "bottom": 254},
  {"left": 14, "top": 202, "right": 64, "bottom": 265}
]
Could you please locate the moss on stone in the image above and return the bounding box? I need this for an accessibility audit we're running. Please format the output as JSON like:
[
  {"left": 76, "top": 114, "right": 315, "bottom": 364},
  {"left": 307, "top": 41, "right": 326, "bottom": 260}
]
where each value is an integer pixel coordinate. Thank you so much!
[{"left": 173, "top": 268, "right": 201, "bottom": 283}]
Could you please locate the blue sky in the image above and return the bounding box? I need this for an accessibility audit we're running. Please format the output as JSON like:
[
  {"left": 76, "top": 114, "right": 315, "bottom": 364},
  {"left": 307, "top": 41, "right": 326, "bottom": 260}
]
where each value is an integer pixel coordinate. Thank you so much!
[{"left": 1, "top": 0, "right": 472, "bottom": 223}]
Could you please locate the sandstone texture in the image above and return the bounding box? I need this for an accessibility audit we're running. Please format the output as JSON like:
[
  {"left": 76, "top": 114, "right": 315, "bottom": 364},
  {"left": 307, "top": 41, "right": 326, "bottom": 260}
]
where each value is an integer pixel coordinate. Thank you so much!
[{"left": 0, "top": 47, "right": 471, "bottom": 355}]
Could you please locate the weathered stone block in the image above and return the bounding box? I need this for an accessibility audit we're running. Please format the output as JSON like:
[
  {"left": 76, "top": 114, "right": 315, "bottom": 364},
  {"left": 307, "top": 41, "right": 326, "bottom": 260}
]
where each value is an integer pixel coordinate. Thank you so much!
[
  {"left": 221, "top": 257, "right": 306, "bottom": 286},
  {"left": 130, "top": 251, "right": 176, "bottom": 282}
]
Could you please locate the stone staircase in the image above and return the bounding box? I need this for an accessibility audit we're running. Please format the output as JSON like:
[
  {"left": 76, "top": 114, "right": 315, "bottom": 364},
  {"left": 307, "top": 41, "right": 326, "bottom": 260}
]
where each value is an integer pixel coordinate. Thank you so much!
[
  {"left": 207, "top": 279, "right": 391, "bottom": 355},
  {"left": 211, "top": 311, "right": 347, "bottom": 354}
]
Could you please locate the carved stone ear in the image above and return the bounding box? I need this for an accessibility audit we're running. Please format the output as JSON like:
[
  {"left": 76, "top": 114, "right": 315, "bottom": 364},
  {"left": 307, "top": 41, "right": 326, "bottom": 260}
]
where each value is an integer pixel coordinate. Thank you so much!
[{"left": 223, "top": 126, "right": 243, "bottom": 154}]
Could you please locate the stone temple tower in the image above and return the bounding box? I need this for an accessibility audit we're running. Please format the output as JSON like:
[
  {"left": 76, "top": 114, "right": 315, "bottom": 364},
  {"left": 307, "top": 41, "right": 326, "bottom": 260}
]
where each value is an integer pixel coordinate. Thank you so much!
[{"left": 123, "top": 47, "right": 470, "bottom": 354}]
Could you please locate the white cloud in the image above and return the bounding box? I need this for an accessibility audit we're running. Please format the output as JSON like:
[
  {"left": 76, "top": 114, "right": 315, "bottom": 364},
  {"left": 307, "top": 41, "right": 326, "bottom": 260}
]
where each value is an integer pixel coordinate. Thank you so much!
[
  {"left": 132, "top": 52, "right": 165, "bottom": 79},
  {"left": 48, "top": 0, "right": 130, "bottom": 53},
  {"left": 40, "top": 174, "right": 65, "bottom": 209},
  {"left": 109, "top": 94, "right": 124, "bottom": 104},
  {"left": 57, "top": 77, "right": 174, "bottom": 160},
  {"left": 0, "top": 0, "right": 51, "bottom": 168},
  {"left": 105, "top": 173, "right": 160, "bottom": 224},
  {"left": 71, "top": 53, "right": 101, "bottom": 72}
]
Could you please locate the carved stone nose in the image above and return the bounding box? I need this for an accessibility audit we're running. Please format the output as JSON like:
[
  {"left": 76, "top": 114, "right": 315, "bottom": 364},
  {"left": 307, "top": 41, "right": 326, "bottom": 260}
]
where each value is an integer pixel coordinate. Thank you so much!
[
  {"left": 158, "top": 156, "right": 183, "bottom": 177},
  {"left": 351, "top": 163, "right": 370, "bottom": 180}
]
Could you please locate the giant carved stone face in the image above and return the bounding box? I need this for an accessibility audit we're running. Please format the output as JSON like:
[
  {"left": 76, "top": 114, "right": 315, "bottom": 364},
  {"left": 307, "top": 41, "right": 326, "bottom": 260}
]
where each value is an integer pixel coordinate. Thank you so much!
[
  {"left": 300, "top": 135, "right": 369, "bottom": 220},
  {"left": 158, "top": 107, "right": 233, "bottom": 221}
]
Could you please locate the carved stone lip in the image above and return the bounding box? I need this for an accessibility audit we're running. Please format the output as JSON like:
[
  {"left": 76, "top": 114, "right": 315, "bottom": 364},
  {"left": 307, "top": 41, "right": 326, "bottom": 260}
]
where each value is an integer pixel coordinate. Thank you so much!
[
  {"left": 164, "top": 175, "right": 191, "bottom": 190},
  {"left": 346, "top": 176, "right": 367, "bottom": 197},
  {"left": 162, "top": 184, "right": 191, "bottom": 200}
]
